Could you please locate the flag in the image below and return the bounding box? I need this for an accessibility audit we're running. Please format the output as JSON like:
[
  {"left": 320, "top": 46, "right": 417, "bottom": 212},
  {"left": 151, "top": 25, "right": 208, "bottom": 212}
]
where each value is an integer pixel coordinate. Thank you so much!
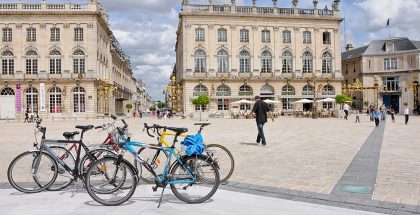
[{"left": 386, "top": 18, "right": 390, "bottom": 27}]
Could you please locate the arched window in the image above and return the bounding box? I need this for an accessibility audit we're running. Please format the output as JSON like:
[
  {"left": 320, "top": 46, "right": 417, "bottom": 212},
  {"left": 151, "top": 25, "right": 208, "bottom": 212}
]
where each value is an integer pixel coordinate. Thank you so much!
[
  {"left": 217, "top": 49, "right": 229, "bottom": 73},
  {"left": 302, "top": 51, "right": 313, "bottom": 73},
  {"left": 239, "top": 50, "right": 251, "bottom": 73},
  {"left": 194, "top": 49, "right": 206, "bottom": 73},
  {"left": 282, "top": 51, "right": 293, "bottom": 73},
  {"left": 322, "top": 85, "right": 335, "bottom": 95},
  {"left": 216, "top": 85, "right": 231, "bottom": 96},
  {"left": 26, "top": 87, "right": 38, "bottom": 112},
  {"left": 261, "top": 51, "right": 272, "bottom": 73},
  {"left": 218, "top": 28, "right": 227, "bottom": 42},
  {"left": 302, "top": 85, "right": 315, "bottom": 95},
  {"left": 73, "top": 87, "right": 86, "bottom": 113},
  {"left": 261, "top": 84, "right": 274, "bottom": 95},
  {"left": 1, "top": 50, "right": 14, "bottom": 75},
  {"left": 193, "top": 84, "right": 208, "bottom": 96},
  {"left": 1, "top": 87, "right": 15, "bottom": 95},
  {"left": 282, "top": 85, "right": 295, "bottom": 95},
  {"left": 73, "top": 50, "right": 85, "bottom": 74},
  {"left": 49, "top": 87, "right": 62, "bottom": 113},
  {"left": 239, "top": 85, "right": 253, "bottom": 96},
  {"left": 49, "top": 50, "right": 62, "bottom": 74},
  {"left": 322, "top": 52, "right": 332, "bottom": 73},
  {"left": 26, "top": 50, "right": 38, "bottom": 74}
]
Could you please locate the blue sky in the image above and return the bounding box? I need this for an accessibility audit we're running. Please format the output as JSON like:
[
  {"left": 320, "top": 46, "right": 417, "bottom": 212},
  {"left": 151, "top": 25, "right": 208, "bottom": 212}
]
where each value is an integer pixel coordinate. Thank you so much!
[{"left": 7, "top": 0, "right": 420, "bottom": 101}]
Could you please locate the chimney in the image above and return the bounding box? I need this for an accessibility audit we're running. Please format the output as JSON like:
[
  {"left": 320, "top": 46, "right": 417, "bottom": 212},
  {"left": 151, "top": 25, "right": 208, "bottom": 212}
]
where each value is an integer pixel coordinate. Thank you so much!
[{"left": 346, "top": 44, "right": 353, "bottom": 51}]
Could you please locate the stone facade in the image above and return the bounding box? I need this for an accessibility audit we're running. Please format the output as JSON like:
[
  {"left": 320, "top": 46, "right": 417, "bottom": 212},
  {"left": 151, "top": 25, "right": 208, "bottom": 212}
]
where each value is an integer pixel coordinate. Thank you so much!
[
  {"left": 173, "top": 0, "right": 343, "bottom": 115},
  {"left": 342, "top": 38, "right": 420, "bottom": 113},
  {"left": 0, "top": 0, "right": 138, "bottom": 120}
]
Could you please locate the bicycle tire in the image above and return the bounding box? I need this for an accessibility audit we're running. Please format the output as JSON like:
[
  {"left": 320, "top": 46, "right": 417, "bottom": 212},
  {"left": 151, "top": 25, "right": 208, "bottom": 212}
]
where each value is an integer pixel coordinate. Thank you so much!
[
  {"left": 85, "top": 157, "right": 137, "bottom": 206},
  {"left": 78, "top": 148, "right": 116, "bottom": 177},
  {"left": 7, "top": 151, "right": 58, "bottom": 193},
  {"left": 46, "top": 146, "right": 76, "bottom": 191},
  {"left": 205, "top": 144, "right": 235, "bottom": 183},
  {"left": 135, "top": 146, "right": 168, "bottom": 183},
  {"left": 170, "top": 155, "right": 220, "bottom": 204}
]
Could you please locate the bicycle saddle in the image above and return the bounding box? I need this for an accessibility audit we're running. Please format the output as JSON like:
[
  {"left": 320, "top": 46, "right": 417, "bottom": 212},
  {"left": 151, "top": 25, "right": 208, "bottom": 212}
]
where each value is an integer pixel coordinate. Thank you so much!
[
  {"left": 63, "top": 131, "right": 80, "bottom": 140},
  {"left": 194, "top": 123, "right": 211, "bottom": 127},
  {"left": 75, "top": 125, "right": 94, "bottom": 131},
  {"left": 166, "top": 127, "right": 188, "bottom": 134}
]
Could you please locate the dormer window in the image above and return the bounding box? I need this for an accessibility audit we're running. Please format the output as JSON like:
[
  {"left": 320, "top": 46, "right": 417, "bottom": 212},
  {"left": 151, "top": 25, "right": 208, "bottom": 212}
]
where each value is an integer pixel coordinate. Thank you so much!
[{"left": 385, "top": 42, "right": 394, "bottom": 52}]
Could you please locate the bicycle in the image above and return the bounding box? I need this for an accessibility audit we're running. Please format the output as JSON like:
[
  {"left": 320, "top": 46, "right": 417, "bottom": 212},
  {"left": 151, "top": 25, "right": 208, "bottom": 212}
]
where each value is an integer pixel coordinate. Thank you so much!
[
  {"left": 84, "top": 119, "right": 220, "bottom": 207},
  {"left": 137, "top": 122, "right": 234, "bottom": 184},
  {"left": 7, "top": 119, "right": 115, "bottom": 193}
]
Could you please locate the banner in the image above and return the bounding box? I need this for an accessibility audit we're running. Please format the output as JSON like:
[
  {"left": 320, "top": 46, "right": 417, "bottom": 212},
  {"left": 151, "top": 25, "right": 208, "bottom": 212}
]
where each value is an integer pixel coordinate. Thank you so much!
[
  {"left": 40, "top": 83, "right": 46, "bottom": 112},
  {"left": 16, "top": 84, "right": 21, "bottom": 112}
]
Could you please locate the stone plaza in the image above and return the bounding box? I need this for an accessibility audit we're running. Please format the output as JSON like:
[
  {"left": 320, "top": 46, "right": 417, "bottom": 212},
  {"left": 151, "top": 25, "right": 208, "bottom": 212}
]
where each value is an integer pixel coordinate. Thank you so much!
[{"left": 0, "top": 115, "right": 419, "bottom": 214}]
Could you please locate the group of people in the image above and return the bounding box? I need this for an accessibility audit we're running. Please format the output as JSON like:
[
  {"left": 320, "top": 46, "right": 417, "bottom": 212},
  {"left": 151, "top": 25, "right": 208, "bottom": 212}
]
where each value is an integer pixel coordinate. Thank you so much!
[
  {"left": 24, "top": 108, "right": 39, "bottom": 123},
  {"left": 365, "top": 104, "right": 410, "bottom": 126},
  {"left": 151, "top": 109, "right": 173, "bottom": 119}
]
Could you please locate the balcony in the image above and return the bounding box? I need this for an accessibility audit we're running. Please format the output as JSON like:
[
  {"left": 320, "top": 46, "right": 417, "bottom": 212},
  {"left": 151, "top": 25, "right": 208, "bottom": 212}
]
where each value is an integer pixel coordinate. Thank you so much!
[
  {"left": 49, "top": 73, "right": 62, "bottom": 79},
  {"left": 25, "top": 74, "right": 38, "bottom": 79},
  {"left": 0, "top": 2, "right": 91, "bottom": 12},
  {"left": 217, "top": 72, "right": 230, "bottom": 78}
]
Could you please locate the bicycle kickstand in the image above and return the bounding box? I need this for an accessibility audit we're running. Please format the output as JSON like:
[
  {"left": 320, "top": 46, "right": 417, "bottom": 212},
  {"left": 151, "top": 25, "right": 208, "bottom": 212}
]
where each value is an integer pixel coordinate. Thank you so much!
[{"left": 157, "top": 186, "right": 166, "bottom": 208}]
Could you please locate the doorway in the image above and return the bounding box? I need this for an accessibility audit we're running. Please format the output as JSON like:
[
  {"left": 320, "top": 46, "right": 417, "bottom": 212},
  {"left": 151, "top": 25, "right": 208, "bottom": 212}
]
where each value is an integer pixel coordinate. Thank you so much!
[{"left": 383, "top": 95, "right": 400, "bottom": 113}]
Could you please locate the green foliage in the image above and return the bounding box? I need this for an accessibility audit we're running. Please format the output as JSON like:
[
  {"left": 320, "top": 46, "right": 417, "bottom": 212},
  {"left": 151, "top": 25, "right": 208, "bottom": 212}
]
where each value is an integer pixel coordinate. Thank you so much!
[
  {"left": 335, "top": 94, "right": 352, "bottom": 104},
  {"left": 125, "top": 103, "right": 133, "bottom": 110},
  {"left": 192, "top": 95, "right": 210, "bottom": 107},
  {"left": 157, "top": 102, "right": 165, "bottom": 109}
]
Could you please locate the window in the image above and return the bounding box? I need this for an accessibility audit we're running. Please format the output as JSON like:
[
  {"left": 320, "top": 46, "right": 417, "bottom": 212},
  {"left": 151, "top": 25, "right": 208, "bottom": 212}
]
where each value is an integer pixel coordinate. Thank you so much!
[
  {"left": 218, "top": 99, "right": 229, "bottom": 110},
  {"left": 368, "top": 60, "right": 371, "bottom": 69},
  {"left": 51, "top": 28, "right": 60, "bottom": 42},
  {"left": 239, "top": 50, "right": 251, "bottom": 73},
  {"left": 261, "top": 85, "right": 274, "bottom": 95},
  {"left": 323, "top": 102, "right": 333, "bottom": 109},
  {"left": 216, "top": 85, "right": 231, "bottom": 96},
  {"left": 194, "top": 49, "right": 206, "bottom": 73},
  {"left": 25, "top": 50, "right": 38, "bottom": 74},
  {"left": 323, "top": 32, "right": 331, "bottom": 45},
  {"left": 74, "top": 27, "right": 83, "bottom": 42},
  {"left": 283, "top": 98, "right": 293, "bottom": 110},
  {"left": 261, "top": 30, "right": 271, "bottom": 43},
  {"left": 240, "top": 29, "right": 249, "bottom": 43},
  {"left": 322, "top": 85, "right": 335, "bottom": 95},
  {"left": 26, "top": 28, "right": 36, "bottom": 42},
  {"left": 1, "top": 87, "right": 14, "bottom": 95},
  {"left": 282, "top": 85, "right": 295, "bottom": 95},
  {"left": 384, "top": 58, "right": 397, "bottom": 70},
  {"left": 239, "top": 85, "right": 253, "bottom": 96},
  {"left": 302, "top": 51, "right": 313, "bottom": 73},
  {"left": 49, "top": 87, "right": 62, "bottom": 113},
  {"left": 322, "top": 52, "right": 332, "bottom": 73},
  {"left": 302, "top": 85, "right": 314, "bottom": 95},
  {"left": 261, "top": 51, "right": 272, "bottom": 73},
  {"left": 193, "top": 84, "right": 208, "bottom": 96},
  {"left": 217, "top": 50, "right": 229, "bottom": 73},
  {"left": 345, "top": 64, "right": 348, "bottom": 74},
  {"left": 195, "top": 28, "right": 205, "bottom": 42},
  {"left": 218, "top": 28, "right": 227, "bottom": 42},
  {"left": 282, "top": 51, "right": 293, "bottom": 73},
  {"left": 303, "top": 31, "right": 311, "bottom": 44},
  {"left": 382, "top": 77, "right": 400, "bottom": 91},
  {"left": 73, "top": 87, "right": 85, "bottom": 113},
  {"left": 2, "top": 28, "right": 12, "bottom": 42},
  {"left": 26, "top": 87, "right": 38, "bottom": 112},
  {"left": 386, "top": 42, "right": 394, "bottom": 52},
  {"left": 73, "top": 50, "right": 85, "bottom": 74},
  {"left": 1, "top": 50, "right": 14, "bottom": 75},
  {"left": 283, "top": 30, "right": 291, "bottom": 43},
  {"left": 49, "top": 50, "right": 62, "bottom": 74}
]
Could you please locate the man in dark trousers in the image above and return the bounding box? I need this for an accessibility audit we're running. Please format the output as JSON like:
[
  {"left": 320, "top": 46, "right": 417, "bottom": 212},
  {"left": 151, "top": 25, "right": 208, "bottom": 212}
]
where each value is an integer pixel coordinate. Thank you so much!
[{"left": 251, "top": 96, "right": 274, "bottom": 145}]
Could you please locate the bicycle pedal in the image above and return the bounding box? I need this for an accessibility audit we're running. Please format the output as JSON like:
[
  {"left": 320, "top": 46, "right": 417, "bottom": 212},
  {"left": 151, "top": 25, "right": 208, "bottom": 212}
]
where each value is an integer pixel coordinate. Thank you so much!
[{"left": 152, "top": 186, "right": 158, "bottom": 192}]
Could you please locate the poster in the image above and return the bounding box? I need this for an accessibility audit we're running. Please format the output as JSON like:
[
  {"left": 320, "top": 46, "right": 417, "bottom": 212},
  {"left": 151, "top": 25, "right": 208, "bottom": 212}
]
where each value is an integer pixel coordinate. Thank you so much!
[
  {"left": 40, "top": 83, "right": 46, "bottom": 112},
  {"left": 16, "top": 84, "right": 21, "bottom": 112}
]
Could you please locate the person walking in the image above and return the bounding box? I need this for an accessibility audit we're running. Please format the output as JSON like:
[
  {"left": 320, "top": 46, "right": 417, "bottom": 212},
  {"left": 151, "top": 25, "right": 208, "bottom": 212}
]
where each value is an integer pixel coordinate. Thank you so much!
[
  {"left": 355, "top": 110, "right": 360, "bottom": 123},
  {"left": 390, "top": 108, "right": 395, "bottom": 123},
  {"left": 374, "top": 108, "right": 381, "bottom": 127},
  {"left": 404, "top": 104, "right": 410, "bottom": 125},
  {"left": 24, "top": 108, "right": 29, "bottom": 123},
  {"left": 251, "top": 96, "right": 274, "bottom": 145},
  {"left": 343, "top": 103, "right": 350, "bottom": 120},
  {"left": 369, "top": 105, "right": 375, "bottom": 122},
  {"left": 380, "top": 104, "right": 386, "bottom": 121}
]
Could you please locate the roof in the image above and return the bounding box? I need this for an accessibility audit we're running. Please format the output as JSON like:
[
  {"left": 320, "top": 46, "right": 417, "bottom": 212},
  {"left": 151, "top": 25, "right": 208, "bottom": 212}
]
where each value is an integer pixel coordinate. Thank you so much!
[
  {"left": 413, "top": 41, "right": 420, "bottom": 49},
  {"left": 341, "top": 46, "right": 368, "bottom": 61}
]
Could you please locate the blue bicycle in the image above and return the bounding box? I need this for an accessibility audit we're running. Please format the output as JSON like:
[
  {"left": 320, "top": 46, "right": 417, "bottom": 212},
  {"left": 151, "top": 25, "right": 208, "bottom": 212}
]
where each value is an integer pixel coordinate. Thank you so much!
[{"left": 84, "top": 119, "right": 220, "bottom": 206}]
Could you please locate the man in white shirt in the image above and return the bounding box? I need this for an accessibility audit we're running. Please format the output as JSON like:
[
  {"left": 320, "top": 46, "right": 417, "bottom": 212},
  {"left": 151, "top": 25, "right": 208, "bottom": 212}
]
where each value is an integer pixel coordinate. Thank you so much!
[
  {"left": 343, "top": 103, "right": 350, "bottom": 120},
  {"left": 404, "top": 105, "right": 410, "bottom": 125}
]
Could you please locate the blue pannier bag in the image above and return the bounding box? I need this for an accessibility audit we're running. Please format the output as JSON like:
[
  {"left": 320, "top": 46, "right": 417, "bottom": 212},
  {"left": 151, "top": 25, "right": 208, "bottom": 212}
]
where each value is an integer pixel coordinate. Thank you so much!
[{"left": 181, "top": 133, "right": 205, "bottom": 156}]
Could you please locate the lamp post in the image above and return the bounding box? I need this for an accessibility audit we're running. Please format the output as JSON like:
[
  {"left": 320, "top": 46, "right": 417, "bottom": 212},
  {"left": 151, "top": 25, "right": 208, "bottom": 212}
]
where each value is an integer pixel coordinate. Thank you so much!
[{"left": 310, "top": 71, "right": 319, "bottom": 119}]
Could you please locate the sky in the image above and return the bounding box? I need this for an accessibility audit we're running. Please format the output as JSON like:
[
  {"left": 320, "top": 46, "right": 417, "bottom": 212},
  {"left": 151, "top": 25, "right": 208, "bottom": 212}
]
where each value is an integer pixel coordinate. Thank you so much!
[{"left": 5, "top": 0, "right": 420, "bottom": 101}]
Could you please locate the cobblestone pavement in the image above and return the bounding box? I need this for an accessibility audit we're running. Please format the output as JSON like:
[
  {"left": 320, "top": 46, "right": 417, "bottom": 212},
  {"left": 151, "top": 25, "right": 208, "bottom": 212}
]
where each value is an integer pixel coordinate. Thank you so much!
[{"left": 0, "top": 114, "right": 419, "bottom": 214}]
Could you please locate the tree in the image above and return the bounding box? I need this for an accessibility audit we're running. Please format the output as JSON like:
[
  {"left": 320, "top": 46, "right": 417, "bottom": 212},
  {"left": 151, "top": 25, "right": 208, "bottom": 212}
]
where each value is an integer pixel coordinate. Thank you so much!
[
  {"left": 335, "top": 95, "right": 352, "bottom": 108},
  {"left": 157, "top": 102, "right": 165, "bottom": 109},
  {"left": 192, "top": 95, "right": 210, "bottom": 111},
  {"left": 125, "top": 103, "right": 133, "bottom": 112}
]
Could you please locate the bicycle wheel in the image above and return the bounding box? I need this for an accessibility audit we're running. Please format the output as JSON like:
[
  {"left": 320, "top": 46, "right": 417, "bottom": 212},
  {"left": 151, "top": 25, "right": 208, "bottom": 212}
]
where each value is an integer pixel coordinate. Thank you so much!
[
  {"left": 205, "top": 144, "right": 235, "bottom": 183},
  {"left": 135, "top": 147, "right": 168, "bottom": 183},
  {"left": 85, "top": 157, "right": 137, "bottom": 206},
  {"left": 7, "top": 151, "right": 58, "bottom": 193},
  {"left": 170, "top": 155, "right": 220, "bottom": 204},
  {"left": 47, "top": 146, "right": 76, "bottom": 191},
  {"left": 79, "top": 148, "right": 116, "bottom": 177}
]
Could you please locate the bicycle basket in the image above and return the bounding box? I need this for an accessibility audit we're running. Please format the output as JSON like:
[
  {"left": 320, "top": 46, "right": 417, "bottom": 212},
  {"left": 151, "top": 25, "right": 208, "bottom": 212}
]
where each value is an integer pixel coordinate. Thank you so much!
[{"left": 180, "top": 133, "right": 205, "bottom": 156}]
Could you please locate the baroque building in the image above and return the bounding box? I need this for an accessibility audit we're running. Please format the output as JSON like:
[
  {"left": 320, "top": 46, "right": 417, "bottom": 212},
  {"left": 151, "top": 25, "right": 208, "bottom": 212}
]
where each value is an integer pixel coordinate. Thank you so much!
[
  {"left": 171, "top": 0, "right": 343, "bottom": 115},
  {"left": 0, "top": 0, "right": 138, "bottom": 120},
  {"left": 342, "top": 38, "right": 420, "bottom": 113}
]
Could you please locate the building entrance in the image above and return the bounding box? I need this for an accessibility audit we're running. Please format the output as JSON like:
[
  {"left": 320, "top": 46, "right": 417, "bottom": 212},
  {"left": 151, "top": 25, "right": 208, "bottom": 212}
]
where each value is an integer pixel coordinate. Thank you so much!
[{"left": 383, "top": 95, "right": 400, "bottom": 113}]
